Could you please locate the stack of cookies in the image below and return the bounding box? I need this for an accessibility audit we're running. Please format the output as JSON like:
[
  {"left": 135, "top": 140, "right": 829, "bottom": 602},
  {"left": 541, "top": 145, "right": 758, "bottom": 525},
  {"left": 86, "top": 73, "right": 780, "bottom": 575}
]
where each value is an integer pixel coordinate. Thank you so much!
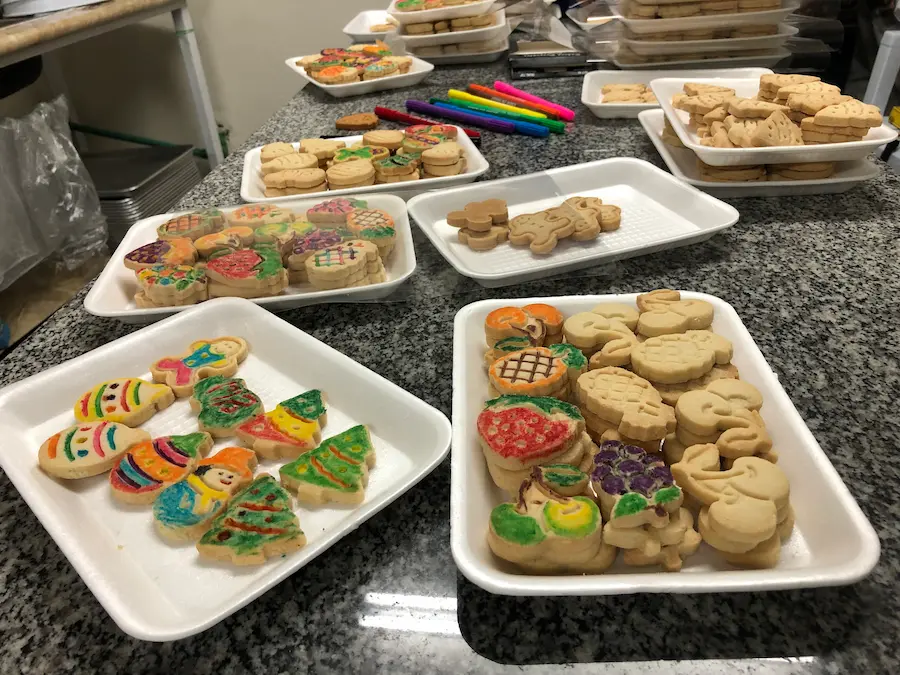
[
  {"left": 403, "top": 13, "right": 494, "bottom": 35},
  {"left": 420, "top": 141, "right": 466, "bottom": 178},
  {"left": 600, "top": 84, "right": 657, "bottom": 104},
  {"left": 297, "top": 43, "right": 413, "bottom": 85},
  {"left": 394, "top": 0, "right": 483, "bottom": 11},
  {"left": 696, "top": 158, "right": 765, "bottom": 182},
  {"left": 623, "top": 0, "right": 778, "bottom": 19},
  {"left": 305, "top": 239, "right": 386, "bottom": 290},
  {"left": 325, "top": 161, "right": 376, "bottom": 190}
]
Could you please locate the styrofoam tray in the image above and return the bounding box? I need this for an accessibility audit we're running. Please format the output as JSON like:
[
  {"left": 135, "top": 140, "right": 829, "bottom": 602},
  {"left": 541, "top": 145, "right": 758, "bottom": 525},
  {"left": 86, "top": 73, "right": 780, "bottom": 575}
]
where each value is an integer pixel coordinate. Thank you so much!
[
  {"left": 625, "top": 24, "right": 798, "bottom": 56},
  {"left": 639, "top": 109, "right": 880, "bottom": 197},
  {"left": 396, "top": 9, "right": 506, "bottom": 46},
  {"left": 565, "top": 8, "right": 617, "bottom": 31},
  {"left": 582, "top": 67, "right": 773, "bottom": 119},
  {"left": 240, "top": 129, "right": 488, "bottom": 203},
  {"left": 1, "top": 0, "right": 105, "bottom": 16},
  {"left": 614, "top": 0, "right": 800, "bottom": 35},
  {"left": 652, "top": 76, "right": 900, "bottom": 166},
  {"left": 406, "top": 158, "right": 738, "bottom": 288},
  {"left": 451, "top": 292, "right": 880, "bottom": 595},
  {"left": 285, "top": 55, "right": 434, "bottom": 98},
  {"left": 613, "top": 48, "right": 790, "bottom": 70},
  {"left": 387, "top": 0, "right": 495, "bottom": 25},
  {"left": 0, "top": 298, "right": 451, "bottom": 639},
  {"left": 413, "top": 45, "right": 508, "bottom": 64},
  {"left": 342, "top": 10, "right": 397, "bottom": 41},
  {"left": 84, "top": 195, "right": 416, "bottom": 324}
]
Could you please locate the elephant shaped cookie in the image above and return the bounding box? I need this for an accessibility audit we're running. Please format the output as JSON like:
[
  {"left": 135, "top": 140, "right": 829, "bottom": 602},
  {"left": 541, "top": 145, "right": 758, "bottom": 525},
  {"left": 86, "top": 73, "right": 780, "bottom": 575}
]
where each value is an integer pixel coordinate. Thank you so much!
[
  {"left": 671, "top": 444, "right": 790, "bottom": 558},
  {"left": 631, "top": 330, "right": 733, "bottom": 384},
  {"left": 563, "top": 311, "right": 637, "bottom": 369},
  {"left": 636, "top": 289, "right": 715, "bottom": 338},
  {"left": 675, "top": 379, "right": 772, "bottom": 460},
  {"left": 575, "top": 367, "right": 676, "bottom": 441}
]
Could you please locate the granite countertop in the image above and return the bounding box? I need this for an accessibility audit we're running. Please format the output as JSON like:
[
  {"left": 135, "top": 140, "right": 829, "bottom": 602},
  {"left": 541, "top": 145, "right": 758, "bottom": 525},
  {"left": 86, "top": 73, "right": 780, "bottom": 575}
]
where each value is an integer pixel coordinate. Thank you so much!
[{"left": 2, "top": 62, "right": 900, "bottom": 674}]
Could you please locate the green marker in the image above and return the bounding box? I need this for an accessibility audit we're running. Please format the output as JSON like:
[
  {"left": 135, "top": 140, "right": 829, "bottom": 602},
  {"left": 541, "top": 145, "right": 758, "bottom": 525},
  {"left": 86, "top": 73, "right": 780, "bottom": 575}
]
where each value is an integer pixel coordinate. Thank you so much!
[{"left": 429, "top": 97, "right": 567, "bottom": 134}]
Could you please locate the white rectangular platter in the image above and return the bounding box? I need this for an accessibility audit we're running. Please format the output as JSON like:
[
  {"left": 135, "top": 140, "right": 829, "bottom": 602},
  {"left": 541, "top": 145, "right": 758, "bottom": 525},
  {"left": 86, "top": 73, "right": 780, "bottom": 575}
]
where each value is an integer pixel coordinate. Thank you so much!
[
  {"left": 652, "top": 76, "right": 899, "bottom": 166},
  {"left": 582, "top": 67, "right": 773, "bottom": 119},
  {"left": 406, "top": 158, "right": 739, "bottom": 288},
  {"left": 613, "top": 0, "right": 800, "bottom": 35},
  {"left": 240, "top": 129, "right": 489, "bottom": 204},
  {"left": 640, "top": 109, "right": 880, "bottom": 197},
  {"left": 343, "top": 10, "right": 397, "bottom": 41},
  {"left": 612, "top": 48, "right": 790, "bottom": 70},
  {"left": 624, "top": 24, "right": 798, "bottom": 56},
  {"left": 387, "top": 0, "right": 495, "bottom": 25},
  {"left": 413, "top": 45, "right": 508, "bottom": 64},
  {"left": 0, "top": 298, "right": 452, "bottom": 639},
  {"left": 285, "top": 55, "right": 433, "bottom": 98},
  {"left": 84, "top": 195, "right": 416, "bottom": 324},
  {"left": 451, "top": 293, "right": 880, "bottom": 595},
  {"left": 396, "top": 8, "right": 506, "bottom": 46}
]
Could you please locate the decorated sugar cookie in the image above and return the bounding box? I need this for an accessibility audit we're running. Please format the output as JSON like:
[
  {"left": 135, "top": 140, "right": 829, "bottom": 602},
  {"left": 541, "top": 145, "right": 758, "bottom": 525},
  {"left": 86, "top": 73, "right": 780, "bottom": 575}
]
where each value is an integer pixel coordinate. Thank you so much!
[
  {"left": 254, "top": 221, "right": 316, "bottom": 253},
  {"left": 190, "top": 375, "right": 263, "bottom": 438},
  {"left": 38, "top": 422, "right": 150, "bottom": 480},
  {"left": 157, "top": 209, "right": 224, "bottom": 241},
  {"left": 193, "top": 226, "right": 254, "bottom": 258},
  {"left": 226, "top": 204, "right": 294, "bottom": 229},
  {"left": 75, "top": 377, "right": 175, "bottom": 426},
  {"left": 487, "top": 467, "right": 616, "bottom": 573},
  {"left": 279, "top": 425, "right": 375, "bottom": 505},
  {"left": 136, "top": 265, "right": 208, "bottom": 308},
  {"left": 154, "top": 446, "right": 258, "bottom": 541},
  {"left": 151, "top": 336, "right": 249, "bottom": 398},
  {"left": 306, "top": 198, "right": 368, "bottom": 226},
  {"left": 236, "top": 390, "right": 327, "bottom": 460},
  {"left": 205, "top": 246, "right": 287, "bottom": 290},
  {"left": 484, "top": 304, "right": 564, "bottom": 348},
  {"left": 197, "top": 474, "right": 306, "bottom": 565},
  {"left": 124, "top": 238, "right": 197, "bottom": 271},
  {"left": 109, "top": 432, "right": 213, "bottom": 504}
]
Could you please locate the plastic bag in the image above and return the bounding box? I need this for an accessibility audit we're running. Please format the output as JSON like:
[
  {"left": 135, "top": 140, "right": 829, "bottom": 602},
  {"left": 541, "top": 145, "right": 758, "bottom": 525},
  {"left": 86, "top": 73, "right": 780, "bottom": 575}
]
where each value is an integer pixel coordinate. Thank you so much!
[{"left": 0, "top": 95, "right": 107, "bottom": 291}]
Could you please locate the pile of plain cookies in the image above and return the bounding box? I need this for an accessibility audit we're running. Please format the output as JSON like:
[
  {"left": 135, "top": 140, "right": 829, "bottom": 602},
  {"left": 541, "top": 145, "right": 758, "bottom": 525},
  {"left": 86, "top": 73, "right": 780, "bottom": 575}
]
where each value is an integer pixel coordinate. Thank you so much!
[
  {"left": 447, "top": 196, "right": 621, "bottom": 252},
  {"left": 623, "top": 0, "right": 781, "bottom": 20},
  {"left": 123, "top": 199, "right": 397, "bottom": 306},
  {"left": 402, "top": 12, "right": 495, "bottom": 35},
  {"left": 259, "top": 124, "right": 467, "bottom": 197},
  {"left": 477, "top": 290, "right": 793, "bottom": 574},
  {"left": 601, "top": 84, "right": 658, "bottom": 104},
  {"left": 626, "top": 24, "right": 778, "bottom": 41},
  {"left": 37, "top": 336, "right": 378, "bottom": 566}
]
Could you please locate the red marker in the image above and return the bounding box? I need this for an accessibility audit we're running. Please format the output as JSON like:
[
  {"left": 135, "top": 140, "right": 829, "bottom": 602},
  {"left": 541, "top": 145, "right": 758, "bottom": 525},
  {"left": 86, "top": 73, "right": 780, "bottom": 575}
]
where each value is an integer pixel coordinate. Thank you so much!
[{"left": 374, "top": 106, "right": 481, "bottom": 141}]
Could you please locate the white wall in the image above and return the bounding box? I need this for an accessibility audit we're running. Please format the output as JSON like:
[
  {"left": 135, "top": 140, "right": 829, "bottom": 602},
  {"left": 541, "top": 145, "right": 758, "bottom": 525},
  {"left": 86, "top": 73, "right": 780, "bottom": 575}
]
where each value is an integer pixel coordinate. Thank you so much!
[{"left": 0, "top": 0, "right": 377, "bottom": 150}]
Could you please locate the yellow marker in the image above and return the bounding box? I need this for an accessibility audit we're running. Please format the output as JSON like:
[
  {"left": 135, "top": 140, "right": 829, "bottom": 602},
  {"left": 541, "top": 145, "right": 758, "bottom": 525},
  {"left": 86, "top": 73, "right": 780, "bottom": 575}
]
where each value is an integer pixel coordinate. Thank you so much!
[
  {"left": 889, "top": 106, "right": 900, "bottom": 129},
  {"left": 447, "top": 89, "right": 548, "bottom": 120}
]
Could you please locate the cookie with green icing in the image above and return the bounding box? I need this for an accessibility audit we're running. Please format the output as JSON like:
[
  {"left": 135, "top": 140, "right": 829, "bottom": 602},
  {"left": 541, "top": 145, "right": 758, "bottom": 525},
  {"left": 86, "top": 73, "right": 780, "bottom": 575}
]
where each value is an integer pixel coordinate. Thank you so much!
[
  {"left": 196, "top": 474, "right": 306, "bottom": 565},
  {"left": 279, "top": 425, "right": 375, "bottom": 506},
  {"left": 487, "top": 466, "right": 616, "bottom": 573},
  {"left": 190, "top": 375, "right": 263, "bottom": 439},
  {"left": 205, "top": 245, "right": 289, "bottom": 297}
]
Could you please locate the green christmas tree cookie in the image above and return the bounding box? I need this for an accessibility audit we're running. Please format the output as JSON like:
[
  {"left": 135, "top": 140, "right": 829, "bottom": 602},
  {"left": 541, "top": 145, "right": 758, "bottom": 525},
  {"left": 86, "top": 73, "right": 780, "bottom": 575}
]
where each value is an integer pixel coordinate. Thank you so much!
[
  {"left": 190, "top": 375, "right": 262, "bottom": 439},
  {"left": 279, "top": 425, "right": 376, "bottom": 506},
  {"left": 196, "top": 474, "right": 306, "bottom": 565}
]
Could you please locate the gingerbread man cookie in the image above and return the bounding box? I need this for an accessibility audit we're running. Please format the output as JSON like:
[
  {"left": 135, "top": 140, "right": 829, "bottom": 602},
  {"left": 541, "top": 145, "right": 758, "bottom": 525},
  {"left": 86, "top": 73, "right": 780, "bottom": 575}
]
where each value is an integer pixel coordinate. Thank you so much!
[
  {"left": 151, "top": 336, "right": 249, "bottom": 398},
  {"left": 447, "top": 199, "right": 509, "bottom": 232},
  {"left": 507, "top": 210, "right": 575, "bottom": 254}
]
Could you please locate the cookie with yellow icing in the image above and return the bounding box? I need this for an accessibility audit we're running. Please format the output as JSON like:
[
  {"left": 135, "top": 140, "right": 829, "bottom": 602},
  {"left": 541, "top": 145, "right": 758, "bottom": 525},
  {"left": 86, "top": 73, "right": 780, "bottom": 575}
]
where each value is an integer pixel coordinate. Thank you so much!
[
  {"left": 74, "top": 378, "right": 175, "bottom": 426},
  {"left": 236, "top": 390, "right": 327, "bottom": 460}
]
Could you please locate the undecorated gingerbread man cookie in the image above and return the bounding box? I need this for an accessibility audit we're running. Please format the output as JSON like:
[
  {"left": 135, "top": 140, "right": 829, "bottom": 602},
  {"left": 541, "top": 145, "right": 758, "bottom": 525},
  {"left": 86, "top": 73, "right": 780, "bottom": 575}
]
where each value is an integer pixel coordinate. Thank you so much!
[{"left": 507, "top": 210, "right": 575, "bottom": 254}]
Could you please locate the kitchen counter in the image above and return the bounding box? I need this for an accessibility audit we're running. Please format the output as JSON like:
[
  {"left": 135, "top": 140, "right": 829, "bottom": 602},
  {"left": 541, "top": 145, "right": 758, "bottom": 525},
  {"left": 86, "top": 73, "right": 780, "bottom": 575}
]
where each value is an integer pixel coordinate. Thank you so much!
[{"left": 1, "top": 62, "right": 899, "bottom": 674}]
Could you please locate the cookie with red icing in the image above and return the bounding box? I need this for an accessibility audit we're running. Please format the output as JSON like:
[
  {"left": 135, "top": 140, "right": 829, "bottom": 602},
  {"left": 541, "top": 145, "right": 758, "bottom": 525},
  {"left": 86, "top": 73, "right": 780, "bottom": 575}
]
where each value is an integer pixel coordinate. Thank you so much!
[{"left": 206, "top": 245, "right": 288, "bottom": 299}]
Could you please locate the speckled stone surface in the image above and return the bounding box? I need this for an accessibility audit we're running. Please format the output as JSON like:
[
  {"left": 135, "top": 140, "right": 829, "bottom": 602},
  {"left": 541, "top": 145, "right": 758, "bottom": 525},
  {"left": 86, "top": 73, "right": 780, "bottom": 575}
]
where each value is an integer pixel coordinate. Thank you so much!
[{"left": 1, "top": 62, "right": 899, "bottom": 674}]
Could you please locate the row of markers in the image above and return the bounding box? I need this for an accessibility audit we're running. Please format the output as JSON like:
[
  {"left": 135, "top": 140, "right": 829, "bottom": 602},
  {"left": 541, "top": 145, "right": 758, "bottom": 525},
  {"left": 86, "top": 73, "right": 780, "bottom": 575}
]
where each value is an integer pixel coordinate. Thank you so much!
[{"left": 374, "top": 81, "right": 574, "bottom": 140}]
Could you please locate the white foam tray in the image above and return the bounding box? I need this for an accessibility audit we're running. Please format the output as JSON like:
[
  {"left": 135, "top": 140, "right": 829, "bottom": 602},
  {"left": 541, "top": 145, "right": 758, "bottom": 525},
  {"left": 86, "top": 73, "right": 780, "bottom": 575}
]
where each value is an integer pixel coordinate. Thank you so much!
[
  {"left": 613, "top": 0, "right": 800, "bottom": 35},
  {"left": 652, "top": 76, "right": 900, "bottom": 166},
  {"left": 582, "top": 67, "right": 773, "bottom": 119},
  {"left": 342, "top": 10, "right": 397, "bottom": 42},
  {"left": 406, "top": 158, "right": 738, "bottom": 288},
  {"left": 285, "top": 55, "right": 434, "bottom": 98},
  {"left": 0, "top": 298, "right": 451, "bottom": 639},
  {"left": 240, "top": 130, "right": 488, "bottom": 204},
  {"left": 413, "top": 45, "right": 508, "bottom": 64},
  {"left": 396, "top": 9, "right": 506, "bottom": 46},
  {"left": 613, "top": 48, "right": 790, "bottom": 70},
  {"left": 84, "top": 195, "right": 416, "bottom": 324},
  {"left": 387, "top": 0, "right": 495, "bottom": 25},
  {"left": 565, "top": 8, "right": 617, "bottom": 31},
  {"left": 640, "top": 109, "right": 881, "bottom": 197},
  {"left": 451, "top": 292, "right": 880, "bottom": 595},
  {"left": 625, "top": 23, "right": 798, "bottom": 56}
]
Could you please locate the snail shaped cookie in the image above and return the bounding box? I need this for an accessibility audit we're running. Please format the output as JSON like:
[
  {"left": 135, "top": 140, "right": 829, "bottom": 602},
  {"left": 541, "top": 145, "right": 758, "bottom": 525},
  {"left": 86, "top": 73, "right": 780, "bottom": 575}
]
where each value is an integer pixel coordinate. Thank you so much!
[
  {"left": 563, "top": 309, "right": 638, "bottom": 369},
  {"left": 487, "top": 466, "right": 617, "bottom": 573}
]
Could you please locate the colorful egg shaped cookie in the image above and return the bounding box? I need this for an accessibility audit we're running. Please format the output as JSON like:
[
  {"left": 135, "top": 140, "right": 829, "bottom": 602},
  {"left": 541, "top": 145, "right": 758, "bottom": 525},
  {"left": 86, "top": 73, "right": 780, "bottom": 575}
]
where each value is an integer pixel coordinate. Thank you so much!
[
  {"left": 75, "top": 378, "right": 175, "bottom": 426},
  {"left": 109, "top": 432, "right": 214, "bottom": 504},
  {"left": 39, "top": 422, "right": 151, "bottom": 480},
  {"left": 124, "top": 238, "right": 197, "bottom": 271}
]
